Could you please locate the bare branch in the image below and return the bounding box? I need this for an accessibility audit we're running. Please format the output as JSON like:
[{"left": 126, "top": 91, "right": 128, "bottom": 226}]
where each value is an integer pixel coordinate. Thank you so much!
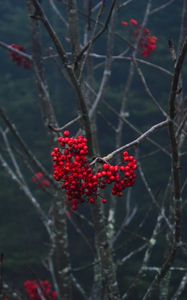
[
  {"left": 119, "top": 0, "right": 135, "bottom": 8},
  {"left": 118, "top": 243, "right": 147, "bottom": 266},
  {"left": 0, "top": 40, "right": 32, "bottom": 61},
  {"left": 30, "top": 0, "right": 94, "bottom": 153},
  {"left": 150, "top": 0, "right": 177, "bottom": 15},
  {"left": 142, "top": 35, "right": 187, "bottom": 300},
  {"left": 76, "top": 0, "right": 118, "bottom": 65},
  {"left": 122, "top": 212, "right": 164, "bottom": 299},
  {"left": 67, "top": 0, "right": 81, "bottom": 60},
  {"left": 48, "top": 115, "right": 81, "bottom": 132},
  {"left": 102, "top": 119, "right": 169, "bottom": 161},
  {"left": 102, "top": 100, "right": 171, "bottom": 156},
  {"left": 133, "top": 58, "right": 168, "bottom": 117},
  {"left": 115, "top": 0, "right": 152, "bottom": 156},
  {"left": 48, "top": 0, "right": 68, "bottom": 27},
  {"left": 171, "top": 272, "right": 187, "bottom": 300},
  {"left": 71, "top": 274, "right": 88, "bottom": 300},
  {"left": 89, "top": 1, "right": 116, "bottom": 118},
  {"left": 0, "top": 152, "right": 51, "bottom": 236},
  {"left": 0, "top": 106, "right": 56, "bottom": 187}
]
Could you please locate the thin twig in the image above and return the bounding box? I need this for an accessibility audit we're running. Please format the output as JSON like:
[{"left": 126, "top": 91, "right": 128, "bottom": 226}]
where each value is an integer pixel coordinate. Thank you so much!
[
  {"left": 150, "top": 0, "right": 177, "bottom": 15},
  {"left": 102, "top": 119, "right": 170, "bottom": 161},
  {"left": 48, "top": 115, "right": 81, "bottom": 132},
  {"left": 0, "top": 254, "right": 4, "bottom": 295},
  {"left": 0, "top": 106, "right": 56, "bottom": 187},
  {"left": 0, "top": 40, "right": 32, "bottom": 61},
  {"left": 76, "top": 0, "right": 117, "bottom": 65},
  {"left": 71, "top": 275, "right": 88, "bottom": 300},
  {"left": 48, "top": 0, "right": 68, "bottom": 27},
  {"left": 171, "top": 271, "right": 187, "bottom": 300}
]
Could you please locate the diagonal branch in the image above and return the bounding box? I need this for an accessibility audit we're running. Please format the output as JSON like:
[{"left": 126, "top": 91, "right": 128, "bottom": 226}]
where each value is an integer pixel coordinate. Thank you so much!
[
  {"left": 0, "top": 106, "right": 56, "bottom": 187},
  {"left": 102, "top": 119, "right": 170, "bottom": 161}
]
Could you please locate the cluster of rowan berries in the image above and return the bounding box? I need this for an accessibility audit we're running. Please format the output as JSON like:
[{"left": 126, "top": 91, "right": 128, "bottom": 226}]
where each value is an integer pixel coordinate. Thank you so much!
[
  {"left": 32, "top": 172, "right": 50, "bottom": 189},
  {"left": 24, "top": 280, "right": 57, "bottom": 300},
  {"left": 51, "top": 131, "right": 137, "bottom": 211},
  {"left": 9, "top": 44, "right": 32, "bottom": 69},
  {"left": 98, "top": 152, "right": 137, "bottom": 197},
  {"left": 121, "top": 18, "right": 157, "bottom": 57}
]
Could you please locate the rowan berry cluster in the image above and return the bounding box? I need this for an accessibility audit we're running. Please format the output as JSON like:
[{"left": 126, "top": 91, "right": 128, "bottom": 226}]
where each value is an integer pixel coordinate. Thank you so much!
[
  {"left": 51, "top": 131, "right": 137, "bottom": 211},
  {"left": 98, "top": 151, "right": 137, "bottom": 197},
  {"left": 121, "top": 18, "right": 138, "bottom": 27},
  {"left": 9, "top": 44, "right": 32, "bottom": 69},
  {"left": 32, "top": 172, "right": 50, "bottom": 189},
  {"left": 121, "top": 18, "right": 157, "bottom": 57},
  {"left": 24, "top": 280, "right": 57, "bottom": 300}
]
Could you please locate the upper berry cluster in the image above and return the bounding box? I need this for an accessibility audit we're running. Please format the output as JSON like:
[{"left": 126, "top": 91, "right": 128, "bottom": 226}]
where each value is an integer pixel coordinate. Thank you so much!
[
  {"left": 121, "top": 18, "right": 157, "bottom": 57},
  {"left": 51, "top": 131, "right": 137, "bottom": 211}
]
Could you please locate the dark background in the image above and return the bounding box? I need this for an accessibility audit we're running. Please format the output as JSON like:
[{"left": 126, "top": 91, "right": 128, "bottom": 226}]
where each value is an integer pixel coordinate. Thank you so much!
[{"left": 0, "top": 0, "right": 186, "bottom": 298}]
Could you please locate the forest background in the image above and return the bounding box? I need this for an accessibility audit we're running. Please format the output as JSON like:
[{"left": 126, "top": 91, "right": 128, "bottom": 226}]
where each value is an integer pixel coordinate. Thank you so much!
[{"left": 0, "top": 0, "right": 187, "bottom": 299}]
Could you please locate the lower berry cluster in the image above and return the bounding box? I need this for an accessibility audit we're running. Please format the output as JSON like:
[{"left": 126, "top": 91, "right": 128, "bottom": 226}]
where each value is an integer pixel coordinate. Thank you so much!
[
  {"left": 9, "top": 44, "right": 32, "bottom": 69},
  {"left": 24, "top": 280, "right": 57, "bottom": 300},
  {"left": 32, "top": 172, "right": 50, "bottom": 189},
  {"left": 51, "top": 131, "right": 137, "bottom": 211}
]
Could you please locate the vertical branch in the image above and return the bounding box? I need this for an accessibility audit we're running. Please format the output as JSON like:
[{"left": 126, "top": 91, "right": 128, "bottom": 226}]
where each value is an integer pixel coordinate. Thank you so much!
[
  {"left": 103, "top": 5, "right": 124, "bottom": 238},
  {"left": 142, "top": 37, "right": 187, "bottom": 300},
  {"left": 159, "top": 271, "right": 171, "bottom": 300},
  {"left": 30, "top": 0, "right": 95, "bottom": 153},
  {"left": 91, "top": 204, "right": 121, "bottom": 300},
  {"left": 178, "top": 0, "right": 187, "bottom": 49},
  {"left": 122, "top": 212, "right": 164, "bottom": 299},
  {"left": 0, "top": 254, "right": 4, "bottom": 295},
  {"left": 114, "top": 0, "right": 152, "bottom": 245},
  {"left": 48, "top": 0, "right": 68, "bottom": 27},
  {"left": 177, "top": 0, "right": 187, "bottom": 149},
  {"left": 27, "top": 3, "right": 72, "bottom": 299},
  {"left": 78, "top": 0, "right": 107, "bottom": 81},
  {"left": 116, "top": 0, "right": 152, "bottom": 151},
  {"left": 89, "top": 3, "right": 120, "bottom": 299},
  {"left": 51, "top": 199, "right": 72, "bottom": 300},
  {"left": 27, "top": 0, "right": 58, "bottom": 133},
  {"left": 67, "top": 0, "right": 80, "bottom": 62},
  {"left": 27, "top": 6, "right": 122, "bottom": 298},
  {"left": 82, "top": 1, "right": 100, "bottom": 155},
  {"left": 89, "top": 3, "right": 116, "bottom": 118}
]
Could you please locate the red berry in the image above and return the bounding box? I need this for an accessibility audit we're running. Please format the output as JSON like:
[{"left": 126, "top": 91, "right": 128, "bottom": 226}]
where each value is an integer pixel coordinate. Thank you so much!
[
  {"left": 63, "top": 130, "right": 70, "bottom": 137},
  {"left": 130, "top": 19, "right": 138, "bottom": 26},
  {"left": 101, "top": 198, "right": 107, "bottom": 204},
  {"left": 121, "top": 21, "right": 129, "bottom": 27},
  {"left": 103, "top": 164, "right": 110, "bottom": 170},
  {"left": 89, "top": 198, "right": 95, "bottom": 204}
]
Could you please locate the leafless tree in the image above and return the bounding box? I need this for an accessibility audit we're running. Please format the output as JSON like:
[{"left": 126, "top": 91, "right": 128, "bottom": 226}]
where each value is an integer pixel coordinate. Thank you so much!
[{"left": 0, "top": 0, "right": 187, "bottom": 299}]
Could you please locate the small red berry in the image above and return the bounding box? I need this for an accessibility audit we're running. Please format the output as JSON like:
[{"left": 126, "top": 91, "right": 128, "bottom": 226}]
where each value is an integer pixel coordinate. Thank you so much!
[
  {"left": 63, "top": 130, "right": 70, "bottom": 137},
  {"left": 121, "top": 21, "right": 129, "bottom": 27},
  {"left": 101, "top": 198, "right": 107, "bottom": 204},
  {"left": 130, "top": 19, "right": 138, "bottom": 26}
]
